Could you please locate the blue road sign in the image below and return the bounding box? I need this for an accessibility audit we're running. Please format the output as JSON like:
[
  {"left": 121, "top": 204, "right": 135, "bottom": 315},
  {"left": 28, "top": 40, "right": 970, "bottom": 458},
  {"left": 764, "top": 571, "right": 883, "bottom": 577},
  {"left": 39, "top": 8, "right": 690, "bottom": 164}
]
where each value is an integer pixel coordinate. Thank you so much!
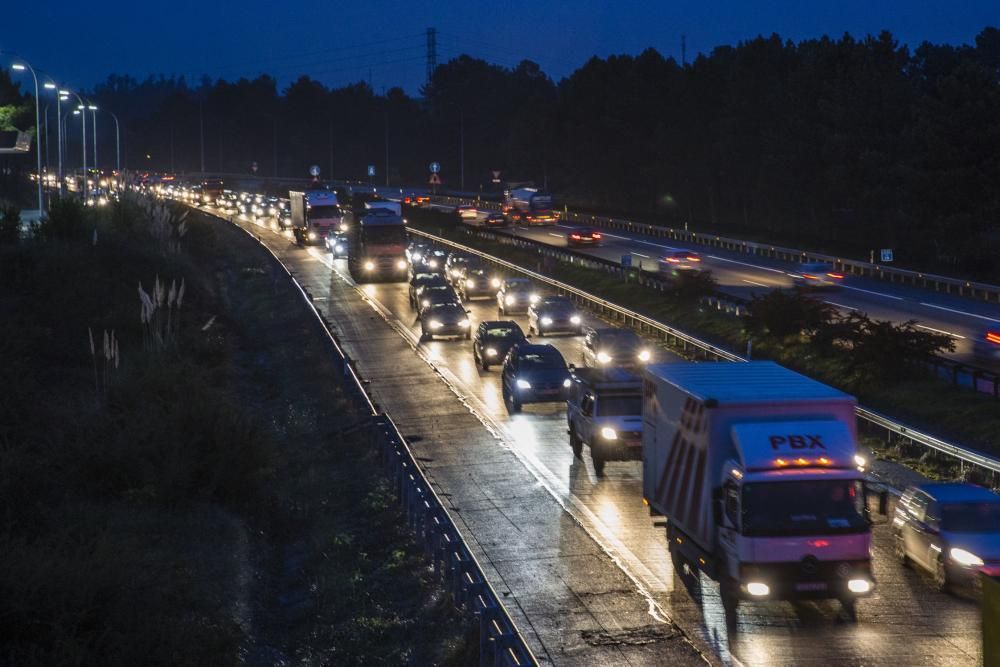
[
  {"left": 367, "top": 165, "right": 376, "bottom": 176},
  {"left": 621, "top": 254, "right": 632, "bottom": 268},
  {"left": 430, "top": 161, "right": 441, "bottom": 173},
  {"left": 880, "top": 248, "right": 894, "bottom": 263}
]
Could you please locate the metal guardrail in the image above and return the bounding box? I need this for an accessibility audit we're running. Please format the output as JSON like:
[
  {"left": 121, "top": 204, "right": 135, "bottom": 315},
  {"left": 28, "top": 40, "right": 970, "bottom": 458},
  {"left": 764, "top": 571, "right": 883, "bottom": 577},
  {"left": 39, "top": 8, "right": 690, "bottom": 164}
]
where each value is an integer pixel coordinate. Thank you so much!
[
  {"left": 432, "top": 194, "right": 1000, "bottom": 305},
  {"left": 408, "top": 226, "right": 1000, "bottom": 481},
  {"left": 201, "top": 205, "right": 538, "bottom": 666}
]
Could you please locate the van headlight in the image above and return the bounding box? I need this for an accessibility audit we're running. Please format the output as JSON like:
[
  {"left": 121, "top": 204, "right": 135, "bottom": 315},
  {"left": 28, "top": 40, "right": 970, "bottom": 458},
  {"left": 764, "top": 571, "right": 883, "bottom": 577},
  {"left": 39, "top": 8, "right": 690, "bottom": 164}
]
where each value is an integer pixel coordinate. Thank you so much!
[
  {"left": 950, "top": 548, "right": 984, "bottom": 567},
  {"left": 491, "top": 278, "right": 501, "bottom": 288},
  {"left": 600, "top": 427, "right": 617, "bottom": 440},
  {"left": 459, "top": 319, "right": 470, "bottom": 328},
  {"left": 562, "top": 378, "right": 571, "bottom": 388},
  {"left": 746, "top": 582, "right": 770, "bottom": 597},
  {"left": 428, "top": 259, "right": 438, "bottom": 269},
  {"left": 505, "top": 295, "right": 515, "bottom": 305},
  {"left": 396, "top": 259, "right": 408, "bottom": 270},
  {"left": 308, "top": 231, "right": 317, "bottom": 240},
  {"left": 429, "top": 320, "right": 443, "bottom": 330},
  {"left": 847, "top": 578, "right": 872, "bottom": 594},
  {"left": 541, "top": 317, "right": 553, "bottom": 326},
  {"left": 570, "top": 315, "right": 581, "bottom": 324},
  {"left": 486, "top": 347, "right": 498, "bottom": 357},
  {"left": 466, "top": 279, "right": 476, "bottom": 288},
  {"left": 529, "top": 293, "right": 540, "bottom": 304},
  {"left": 334, "top": 244, "right": 344, "bottom": 253},
  {"left": 515, "top": 379, "right": 531, "bottom": 390},
  {"left": 638, "top": 349, "right": 651, "bottom": 362},
  {"left": 412, "top": 252, "right": 422, "bottom": 261},
  {"left": 596, "top": 351, "right": 612, "bottom": 364},
  {"left": 364, "top": 260, "right": 375, "bottom": 271}
]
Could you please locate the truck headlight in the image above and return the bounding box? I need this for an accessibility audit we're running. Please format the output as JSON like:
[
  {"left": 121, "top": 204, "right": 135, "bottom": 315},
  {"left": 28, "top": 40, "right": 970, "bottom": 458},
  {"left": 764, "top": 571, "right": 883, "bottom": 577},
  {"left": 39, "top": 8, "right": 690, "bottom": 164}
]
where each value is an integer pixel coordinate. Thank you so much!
[
  {"left": 429, "top": 320, "right": 443, "bottom": 330},
  {"left": 486, "top": 347, "right": 498, "bottom": 357},
  {"left": 950, "top": 548, "right": 984, "bottom": 567},
  {"left": 570, "top": 315, "right": 581, "bottom": 324},
  {"left": 638, "top": 349, "right": 651, "bottom": 362},
  {"left": 847, "top": 578, "right": 872, "bottom": 594},
  {"left": 854, "top": 454, "right": 867, "bottom": 471},
  {"left": 596, "top": 351, "right": 612, "bottom": 364},
  {"left": 459, "top": 319, "right": 470, "bottom": 328},
  {"left": 466, "top": 279, "right": 476, "bottom": 288},
  {"left": 541, "top": 317, "right": 553, "bottom": 326},
  {"left": 505, "top": 295, "right": 515, "bottom": 305},
  {"left": 746, "top": 582, "right": 770, "bottom": 597},
  {"left": 600, "top": 427, "right": 618, "bottom": 440},
  {"left": 364, "top": 260, "right": 375, "bottom": 271},
  {"left": 396, "top": 259, "right": 408, "bottom": 270},
  {"left": 515, "top": 379, "right": 531, "bottom": 390}
]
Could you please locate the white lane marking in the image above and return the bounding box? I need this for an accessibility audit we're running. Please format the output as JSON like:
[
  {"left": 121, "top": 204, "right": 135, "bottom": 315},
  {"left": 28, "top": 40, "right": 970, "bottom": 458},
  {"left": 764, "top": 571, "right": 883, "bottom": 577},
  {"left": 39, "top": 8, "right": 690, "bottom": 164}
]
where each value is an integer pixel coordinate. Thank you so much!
[
  {"left": 841, "top": 285, "right": 904, "bottom": 300},
  {"left": 707, "top": 254, "right": 787, "bottom": 275},
  {"left": 633, "top": 252, "right": 651, "bottom": 258},
  {"left": 919, "top": 302, "right": 1000, "bottom": 323},
  {"left": 742, "top": 279, "right": 768, "bottom": 287},
  {"left": 599, "top": 231, "right": 631, "bottom": 240},
  {"left": 636, "top": 239, "right": 676, "bottom": 251},
  {"left": 916, "top": 324, "right": 966, "bottom": 339},
  {"left": 548, "top": 233, "right": 564, "bottom": 238},
  {"left": 824, "top": 301, "right": 858, "bottom": 311}
]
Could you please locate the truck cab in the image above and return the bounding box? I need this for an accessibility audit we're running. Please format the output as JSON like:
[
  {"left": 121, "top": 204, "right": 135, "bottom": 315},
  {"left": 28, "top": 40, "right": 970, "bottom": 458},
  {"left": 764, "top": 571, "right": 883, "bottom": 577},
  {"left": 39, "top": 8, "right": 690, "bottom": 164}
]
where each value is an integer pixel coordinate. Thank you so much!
[
  {"left": 566, "top": 367, "right": 643, "bottom": 476},
  {"left": 290, "top": 189, "right": 343, "bottom": 245}
]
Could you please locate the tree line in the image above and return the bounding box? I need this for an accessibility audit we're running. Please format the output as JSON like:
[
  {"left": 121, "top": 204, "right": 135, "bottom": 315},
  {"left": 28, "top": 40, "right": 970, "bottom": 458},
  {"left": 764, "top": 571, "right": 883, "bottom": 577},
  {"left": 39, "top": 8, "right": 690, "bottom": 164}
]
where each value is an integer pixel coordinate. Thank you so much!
[{"left": 4, "top": 28, "right": 1000, "bottom": 279}]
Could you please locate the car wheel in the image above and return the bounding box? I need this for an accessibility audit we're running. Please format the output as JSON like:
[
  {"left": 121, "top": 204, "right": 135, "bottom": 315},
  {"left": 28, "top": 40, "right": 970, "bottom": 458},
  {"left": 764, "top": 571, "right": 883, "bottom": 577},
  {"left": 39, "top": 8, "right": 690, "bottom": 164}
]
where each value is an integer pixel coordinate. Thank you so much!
[
  {"left": 894, "top": 534, "right": 910, "bottom": 568},
  {"left": 840, "top": 598, "right": 858, "bottom": 623},
  {"left": 569, "top": 428, "right": 583, "bottom": 459},
  {"left": 465, "top": 330, "right": 471, "bottom": 341},
  {"left": 932, "top": 557, "right": 951, "bottom": 593},
  {"left": 592, "top": 452, "right": 605, "bottom": 476},
  {"left": 419, "top": 331, "right": 430, "bottom": 342},
  {"left": 537, "top": 326, "right": 545, "bottom": 337}
]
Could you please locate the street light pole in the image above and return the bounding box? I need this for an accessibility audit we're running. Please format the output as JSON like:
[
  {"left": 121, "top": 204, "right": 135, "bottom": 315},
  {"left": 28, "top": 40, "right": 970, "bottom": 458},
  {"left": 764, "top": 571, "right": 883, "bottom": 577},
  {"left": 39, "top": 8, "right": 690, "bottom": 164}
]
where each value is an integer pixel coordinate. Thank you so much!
[
  {"left": 12, "top": 62, "right": 43, "bottom": 212},
  {"left": 89, "top": 105, "right": 98, "bottom": 173},
  {"left": 69, "top": 91, "right": 88, "bottom": 200}
]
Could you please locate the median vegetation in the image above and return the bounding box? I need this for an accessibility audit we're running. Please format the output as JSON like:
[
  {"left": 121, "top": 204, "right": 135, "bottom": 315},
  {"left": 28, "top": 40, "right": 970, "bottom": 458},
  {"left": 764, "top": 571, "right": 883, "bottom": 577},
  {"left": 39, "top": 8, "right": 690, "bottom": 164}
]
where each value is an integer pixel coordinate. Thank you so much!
[
  {"left": 410, "top": 211, "right": 1000, "bottom": 468},
  {"left": 0, "top": 195, "right": 472, "bottom": 665}
]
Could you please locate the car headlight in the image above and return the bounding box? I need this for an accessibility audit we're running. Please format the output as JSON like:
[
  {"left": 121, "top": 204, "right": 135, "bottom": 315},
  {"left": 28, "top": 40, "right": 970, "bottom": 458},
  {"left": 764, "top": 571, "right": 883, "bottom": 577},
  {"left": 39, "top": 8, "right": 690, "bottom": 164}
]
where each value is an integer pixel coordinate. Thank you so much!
[
  {"left": 746, "top": 582, "right": 770, "bottom": 597},
  {"left": 950, "top": 548, "right": 984, "bottom": 567},
  {"left": 308, "top": 232, "right": 317, "bottom": 240},
  {"left": 429, "top": 320, "right": 443, "bottom": 330},
  {"left": 422, "top": 299, "right": 430, "bottom": 307},
  {"left": 412, "top": 252, "right": 422, "bottom": 261},
  {"left": 396, "top": 259, "right": 408, "bottom": 270},
  {"left": 334, "top": 245, "right": 344, "bottom": 253},
  {"left": 529, "top": 293, "right": 540, "bottom": 304},
  {"left": 459, "top": 319, "right": 470, "bottom": 328},
  {"left": 847, "top": 579, "right": 872, "bottom": 594},
  {"left": 505, "top": 295, "right": 515, "bottom": 305},
  {"left": 486, "top": 347, "right": 498, "bottom": 357},
  {"left": 562, "top": 378, "right": 571, "bottom": 388},
  {"left": 570, "top": 315, "right": 581, "bottom": 324},
  {"left": 428, "top": 259, "right": 438, "bottom": 269},
  {"left": 596, "top": 351, "right": 612, "bottom": 364},
  {"left": 364, "top": 260, "right": 375, "bottom": 271},
  {"left": 600, "top": 427, "right": 618, "bottom": 440},
  {"left": 339, "top": 223, "right": 348, "bottom": 232},
  {"left": 541, "top": 317, "right": 553, "bottom": 326},
  {"left": 466, "top": 279, "right": 476, "bottom": 288},
  {"left": 638, "top": 349, "right": 651, "bottom": 362},
  {"left": 515, "top": 379, "right": 531, "bottom": 390},
  {"left": 491, "top": 278, "right": 501, "bottom": 288}
]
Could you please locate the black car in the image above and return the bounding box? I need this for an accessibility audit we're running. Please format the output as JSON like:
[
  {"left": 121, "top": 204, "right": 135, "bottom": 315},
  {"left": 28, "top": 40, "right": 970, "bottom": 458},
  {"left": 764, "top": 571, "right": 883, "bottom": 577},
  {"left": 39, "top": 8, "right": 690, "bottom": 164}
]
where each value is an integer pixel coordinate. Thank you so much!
[
  {"left": 501, "top": 343, "right": 571, "bottom": 413},
  {"left": 483, "top": 212, "right": 507, "bottom": 227},
  {"left": 445, "top": 254, "right": 479, "bottom": 285},
  {"left": 416, "top": 284, "right": 461, "bottom": 315},
  {"left": 419, "top": 303, "right": 472, "bottom": 341},
  {"left": 567, "top": 227, "right": 602, "bottom": 246},
  {"left": 527, "top": 295, "right": 583, "bottom": 336},
  {"left": 408, "top": 272, "right": 449, "bottom": 309},
  {"left": 472, "top": 320, "right": 527, "bottom": 371},
  {"left": 496, "top": 277, "right": 537, "bottom": 316},
  {"left": 580, "top": 327, "right": 652, "bottom": 368},
  {"left": 324, "top": 232, "right": 349, "bottom": 258},
  {"left": 459, "top": 267, "right": 499, "bottom": 300},
  {"left": 406, "top": 241, "right": 431, "bottom": 264},
  {"left": 417, "top": 248, "right": 448, "bottom": 274}
]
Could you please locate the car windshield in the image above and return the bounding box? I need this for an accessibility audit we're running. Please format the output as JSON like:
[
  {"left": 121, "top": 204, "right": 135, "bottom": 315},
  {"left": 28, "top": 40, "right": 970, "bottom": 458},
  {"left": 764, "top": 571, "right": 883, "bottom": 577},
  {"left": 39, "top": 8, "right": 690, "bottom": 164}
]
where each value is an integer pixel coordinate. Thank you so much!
[
  {"left": 541, "top": 298, "right": 572, "bottom": 308},
  {"left": 601, "top": 331, "right": 640, "bottom": 350},
  {"left": 941, "top": 502, "right": 1000, "bottom": 533},
  {"left": 519, "top": 351, "right": 565, "bottom": 369},
  {"left": 596, "top": 395, "right": 642, "bottom": 417},
  {"left": 507, "top": 282, "right": 531, "bottom": 292},
  {"left": 742, "top": 480, "right": 867, "bottom": 537},
  {"left": 485, "top": 327, "right": 522, "bottom": 340},
  {"left": 427, "top": 304, "right": 460, "bottom": 316}
]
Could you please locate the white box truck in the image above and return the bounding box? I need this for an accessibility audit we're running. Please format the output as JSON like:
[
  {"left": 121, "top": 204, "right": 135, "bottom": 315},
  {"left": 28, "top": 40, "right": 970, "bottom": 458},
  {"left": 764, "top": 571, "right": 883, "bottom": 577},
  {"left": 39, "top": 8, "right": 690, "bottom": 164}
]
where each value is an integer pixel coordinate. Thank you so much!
[{"left": 642, "top": 361, "right": 877, "bottom": 622}]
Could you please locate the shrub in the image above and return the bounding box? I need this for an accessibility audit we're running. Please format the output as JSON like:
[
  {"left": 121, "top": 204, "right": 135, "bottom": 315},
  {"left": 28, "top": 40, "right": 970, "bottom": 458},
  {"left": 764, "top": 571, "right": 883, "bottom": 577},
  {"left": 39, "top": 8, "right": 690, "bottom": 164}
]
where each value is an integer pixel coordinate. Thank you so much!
[
  {"left": 40, "top": 197, "right": 89, "bottom": 241},
  {"left": 0, "top": 201, "right": 19, "bottom": 243}
]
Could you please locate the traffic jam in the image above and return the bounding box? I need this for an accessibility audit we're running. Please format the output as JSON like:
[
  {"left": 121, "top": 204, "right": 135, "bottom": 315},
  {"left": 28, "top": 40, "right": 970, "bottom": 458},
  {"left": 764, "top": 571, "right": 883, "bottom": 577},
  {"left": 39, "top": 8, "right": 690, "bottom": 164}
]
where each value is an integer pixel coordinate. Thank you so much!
[{"left": 157, "top": 177, "right": 1000, "bottom": 635}]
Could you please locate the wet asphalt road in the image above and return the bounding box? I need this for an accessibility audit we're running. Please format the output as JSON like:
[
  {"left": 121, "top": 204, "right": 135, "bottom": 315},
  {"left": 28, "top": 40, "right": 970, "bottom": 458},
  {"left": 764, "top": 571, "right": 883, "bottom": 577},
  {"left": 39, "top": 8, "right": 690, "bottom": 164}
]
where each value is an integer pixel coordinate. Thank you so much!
[{"left": 214, "top": 208, "right": 984, "bottom": 666}]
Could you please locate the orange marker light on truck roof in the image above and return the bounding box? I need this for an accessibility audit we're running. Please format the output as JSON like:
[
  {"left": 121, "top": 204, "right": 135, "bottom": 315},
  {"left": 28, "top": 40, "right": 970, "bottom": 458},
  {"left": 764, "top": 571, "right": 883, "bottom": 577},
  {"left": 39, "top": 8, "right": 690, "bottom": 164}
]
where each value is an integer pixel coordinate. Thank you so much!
[
  {"left": 775, "top": 458, "right": 788, "bottom": 467},
  {"left": 986, "top": 331, "right": 1000, "bottom": 345}
]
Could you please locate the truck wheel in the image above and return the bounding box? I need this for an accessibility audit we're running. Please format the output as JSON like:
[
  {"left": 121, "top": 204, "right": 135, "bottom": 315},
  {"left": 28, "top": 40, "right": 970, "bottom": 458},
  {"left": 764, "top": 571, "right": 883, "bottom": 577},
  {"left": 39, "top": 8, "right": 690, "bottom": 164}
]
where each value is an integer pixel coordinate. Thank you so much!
[
  {"left": 569, "top": 428, "right": 583, "bottom": 459},
  {"left": 591, "top": 453, "right": 605, "bottom": 476},
  {"left": 720, "top": 578, "right": 740, "bottom": 628}
]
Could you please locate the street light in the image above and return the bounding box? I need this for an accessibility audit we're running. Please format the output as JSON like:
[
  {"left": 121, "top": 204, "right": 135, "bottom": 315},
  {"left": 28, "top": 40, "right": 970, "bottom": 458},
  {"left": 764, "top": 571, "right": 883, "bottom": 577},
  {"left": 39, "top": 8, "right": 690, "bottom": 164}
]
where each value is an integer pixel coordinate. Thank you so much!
[{"left": 11, "top": 62, "right": 43, "bottom": 212}]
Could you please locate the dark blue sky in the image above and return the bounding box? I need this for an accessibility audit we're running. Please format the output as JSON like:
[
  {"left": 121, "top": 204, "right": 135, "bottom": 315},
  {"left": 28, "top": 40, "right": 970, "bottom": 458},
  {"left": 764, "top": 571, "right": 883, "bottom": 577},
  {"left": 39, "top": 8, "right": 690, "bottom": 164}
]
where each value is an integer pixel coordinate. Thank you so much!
[{"left": 6, "top": 1, "right": 999, "bottom": 94}]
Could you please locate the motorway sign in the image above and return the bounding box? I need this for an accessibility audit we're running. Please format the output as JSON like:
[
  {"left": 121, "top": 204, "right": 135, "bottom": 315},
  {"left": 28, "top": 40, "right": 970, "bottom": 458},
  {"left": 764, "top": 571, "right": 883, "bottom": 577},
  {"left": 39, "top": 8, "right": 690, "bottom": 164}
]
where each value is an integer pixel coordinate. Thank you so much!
[
  {"left": 621, "top": 254, "right": 632, "bottom": 268},
  {"left": 251, "top": 161, "right": 258, "bottom": 174},
  {"left": 492, "top": 170, "right": 501, "bottom": 183},
  {"left": 429, "top": 173, "right": 441, "bottom": 185},
  {"left": 309, "top": 165, "right": 320, "bottom": 177},
  {"left": 881, "top": 248, "right": 894, "bottom": 263},
  {"left": 429, "top": 161, "right": 441, "bottom": 174},
  {"left": 367, "top": 165, "right": 376, "bottom": 177}
]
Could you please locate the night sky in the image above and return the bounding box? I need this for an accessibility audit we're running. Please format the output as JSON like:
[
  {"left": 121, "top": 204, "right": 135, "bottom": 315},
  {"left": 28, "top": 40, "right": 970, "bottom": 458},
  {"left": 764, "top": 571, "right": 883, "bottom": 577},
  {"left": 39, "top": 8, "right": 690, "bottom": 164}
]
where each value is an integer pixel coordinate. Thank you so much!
[{"left": 6, "top": 0, "right": 1000, "bottom": 94}]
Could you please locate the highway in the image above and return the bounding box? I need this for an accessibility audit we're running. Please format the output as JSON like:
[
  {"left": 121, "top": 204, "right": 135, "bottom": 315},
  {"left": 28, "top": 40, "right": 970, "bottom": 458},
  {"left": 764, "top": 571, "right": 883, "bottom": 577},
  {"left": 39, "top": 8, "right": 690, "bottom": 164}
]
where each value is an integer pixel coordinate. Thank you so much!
[
  {"left": 205, "top": 204, "right": 983, "bottom": 666},
  {"left": 443, "top": 207, "right": 1000, "bottom": 370}
]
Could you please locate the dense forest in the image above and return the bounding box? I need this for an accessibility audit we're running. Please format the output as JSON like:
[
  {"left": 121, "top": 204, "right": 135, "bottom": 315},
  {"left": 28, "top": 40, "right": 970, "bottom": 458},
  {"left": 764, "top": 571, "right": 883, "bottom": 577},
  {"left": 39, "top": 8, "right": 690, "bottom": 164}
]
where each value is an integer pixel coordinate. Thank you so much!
[{"left": 4, "top": 28, "right": 1000, "bottom": 277}]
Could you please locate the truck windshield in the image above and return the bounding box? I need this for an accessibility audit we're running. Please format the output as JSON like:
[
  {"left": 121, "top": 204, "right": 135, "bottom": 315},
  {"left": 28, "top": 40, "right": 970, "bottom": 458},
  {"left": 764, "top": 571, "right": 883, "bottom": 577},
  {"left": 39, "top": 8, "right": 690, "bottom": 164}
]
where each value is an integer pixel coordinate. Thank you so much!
[
  {"left": 308, "top": 205, "right": 341, "bottom": 221},
  {"left": 361, "top": 226, "right": 407, "bottom": 245},
  {"left": 942, "top": 503, "right": 1000, "bottom": 533},
  {"left": 531, "top": 195, "right": 553, "bottom": 211},
  {"left": 596, "top": 395, "right": 642, "bottom": 417},
  {"left": 742, "top": 480, "right": 867, "bottom": 537}
]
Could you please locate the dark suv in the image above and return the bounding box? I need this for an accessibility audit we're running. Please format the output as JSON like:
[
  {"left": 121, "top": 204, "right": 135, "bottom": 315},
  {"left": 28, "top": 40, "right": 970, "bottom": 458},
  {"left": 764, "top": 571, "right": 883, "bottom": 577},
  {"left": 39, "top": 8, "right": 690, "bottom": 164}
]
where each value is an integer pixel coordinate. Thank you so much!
[
  {"left": 500, "top": 343, "right": 571, "bottom": 414},
  {"left": 472, "top": 320, "right": 526, "bottom": 371}
]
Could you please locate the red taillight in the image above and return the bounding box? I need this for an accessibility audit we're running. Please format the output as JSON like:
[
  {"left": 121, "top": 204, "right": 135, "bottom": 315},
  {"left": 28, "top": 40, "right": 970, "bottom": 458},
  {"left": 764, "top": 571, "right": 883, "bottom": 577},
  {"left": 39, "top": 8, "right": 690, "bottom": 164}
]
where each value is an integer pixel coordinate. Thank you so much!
[
  {"left": 803, "top": 274, "right": 817, "bottom": 280},
  {"left": 592, "top": 233, "right": 601, "bottom": 239},
  {"left": 986, "top": 331, "right": 1000, "bottom": 345},
  {"left": 827, "top": 272, "right": 844, "bottom": 279},
  {"left": 807, "top": 539, "right": 831, "bottom": 548},
  {"left": 666, "top": 257, "right": 680, "bottom": 263},
  {"left": 570, "top": 234, "right": 580, "bottom": 239},
  {"left": 689, "top": 257, "right": 701, "bottom": 262}
]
